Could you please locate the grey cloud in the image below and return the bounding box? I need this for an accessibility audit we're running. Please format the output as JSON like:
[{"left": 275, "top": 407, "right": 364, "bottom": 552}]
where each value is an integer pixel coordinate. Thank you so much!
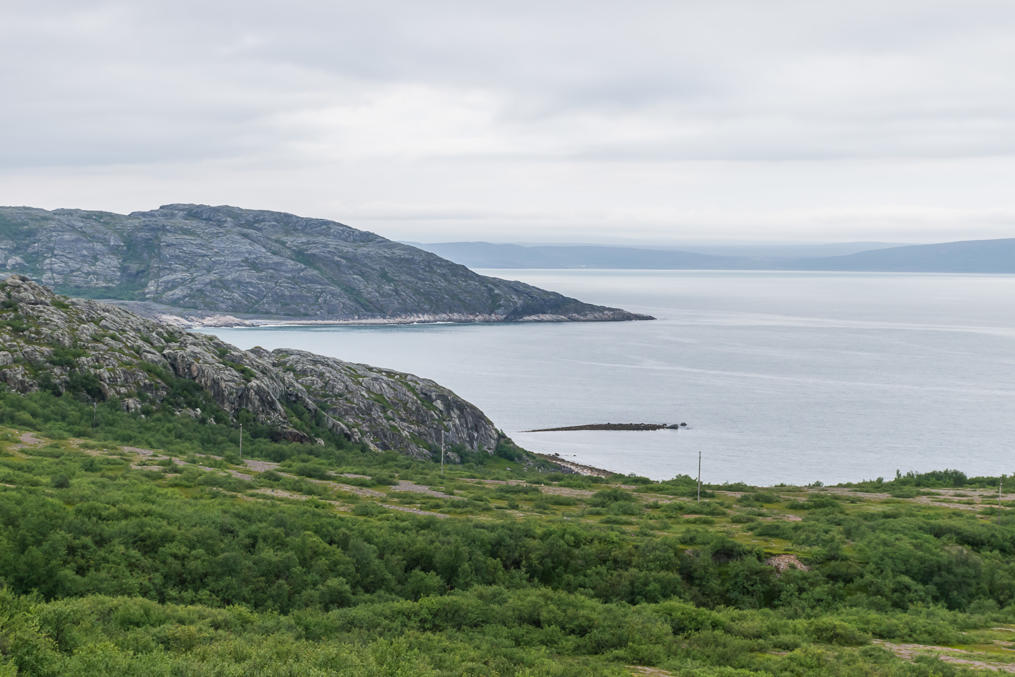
[
  {"left": 7, "top": 1, "right": 1015, "bottom": 162},
  {"left": 3, "top": 1, "right": 1015, "bottom": 241}
]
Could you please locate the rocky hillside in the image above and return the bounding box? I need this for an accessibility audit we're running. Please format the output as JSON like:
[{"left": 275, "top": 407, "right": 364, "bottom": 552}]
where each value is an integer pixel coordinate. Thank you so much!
[
  {"left": 0, "top": 204, "right": 651, "bottom": 323},
  {"left": 0, "top": 275, "right": 500, "bottom": 460}
]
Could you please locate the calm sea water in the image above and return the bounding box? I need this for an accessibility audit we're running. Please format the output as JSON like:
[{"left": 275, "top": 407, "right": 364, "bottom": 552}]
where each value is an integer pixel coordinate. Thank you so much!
[{"left": 201, "top": 270, "right": 1015, "bottom": 485}]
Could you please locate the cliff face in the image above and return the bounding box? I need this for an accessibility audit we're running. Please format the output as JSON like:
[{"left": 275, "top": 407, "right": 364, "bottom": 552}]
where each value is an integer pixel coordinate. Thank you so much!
[
  {"left": 0, "top": 204, "right": 651, "bottom": 323},
  {"left": 0, "top": 275, "right": 499, "bottom": 460}
]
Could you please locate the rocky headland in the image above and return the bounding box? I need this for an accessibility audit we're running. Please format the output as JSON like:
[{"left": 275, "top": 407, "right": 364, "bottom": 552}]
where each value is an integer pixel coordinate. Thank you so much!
[
  {"left": 0, "top": 275, "right": 504, "bottom": 460},
  {"left": 0, "top": 204, "right": 652, "bottom": 325}
]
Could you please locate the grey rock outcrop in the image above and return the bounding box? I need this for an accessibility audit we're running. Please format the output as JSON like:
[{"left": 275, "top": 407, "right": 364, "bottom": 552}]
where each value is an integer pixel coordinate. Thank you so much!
[
  {"left": 0, "top": 204, "right": 652, "bottom": 324},
  {"left": 0, "top": 275, "right": 500, "bottom": 459}
]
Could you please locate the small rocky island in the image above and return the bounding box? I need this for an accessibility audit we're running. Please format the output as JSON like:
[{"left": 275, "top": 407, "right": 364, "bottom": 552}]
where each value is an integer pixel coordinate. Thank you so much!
[{"left": 525, "top": 422, "right": 688, "bottom": 432}]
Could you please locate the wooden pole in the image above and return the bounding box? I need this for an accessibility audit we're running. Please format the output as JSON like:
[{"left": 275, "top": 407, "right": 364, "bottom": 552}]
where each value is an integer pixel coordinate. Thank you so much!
[{"left": 697, "top": 451, "right": 701, "bottom": 503}]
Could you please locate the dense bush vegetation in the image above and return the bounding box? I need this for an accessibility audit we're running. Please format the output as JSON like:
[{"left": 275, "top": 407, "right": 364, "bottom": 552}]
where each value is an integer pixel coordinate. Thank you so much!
[{"left": 2, "top": 390, "right": 1015, "bottom": 674}]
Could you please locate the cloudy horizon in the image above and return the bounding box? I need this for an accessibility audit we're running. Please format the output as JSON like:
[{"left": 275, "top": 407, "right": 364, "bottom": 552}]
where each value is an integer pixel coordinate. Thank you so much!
[{"left": 3, "top": 1, "right": 1015, "bottom": 245}]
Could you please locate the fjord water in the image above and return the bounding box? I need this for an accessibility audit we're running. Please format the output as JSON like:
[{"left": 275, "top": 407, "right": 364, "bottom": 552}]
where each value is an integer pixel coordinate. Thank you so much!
[{"left": 203, "top": 271, "right": 1015, "bottom": 485}]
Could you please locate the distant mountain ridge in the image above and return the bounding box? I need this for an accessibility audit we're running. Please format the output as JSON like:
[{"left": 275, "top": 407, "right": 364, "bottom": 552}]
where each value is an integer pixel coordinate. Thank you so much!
[
  {"left": 416, "top": 239, "right": 1015, "bottom": 273},
  {"left": 0, "top": 204, "right": 650, "bottom": 324},
  {"left": 786, "top": 239, "right": 1015, "bottom": 273},
  {"left": 412, "top": 242, "right": 748, "bottom": 269}
]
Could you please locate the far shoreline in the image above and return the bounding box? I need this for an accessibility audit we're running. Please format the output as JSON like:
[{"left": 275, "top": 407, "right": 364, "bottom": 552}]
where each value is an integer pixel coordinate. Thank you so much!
[{"left": 169, "top": 312, "right": 654, "bottom": 329}]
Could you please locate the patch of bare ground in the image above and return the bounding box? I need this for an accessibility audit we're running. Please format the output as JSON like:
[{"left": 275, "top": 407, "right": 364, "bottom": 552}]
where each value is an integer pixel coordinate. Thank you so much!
[
  {"left": 249, "top": 487, "right": 449, "bottom": 518},
  {"left": 75, "top": 446, "right": 111, "bottom": 457},
  {"left": 250, "top": 488, "right": 348, "bottom": 509},
  {"left": 253, "top": 487, "right": 313, "bottom": 501},
  {"left": 627, "top": 667, "right": 675, "bottom": 676},
  {"left": 248, "top": 487, "right": 450, "bottom": 518},
  {"left": 827, "top": 485, "right": 1015, "bottom": 511},
  {"left": 466, "top": 478, "right": 526, "bottom": 486},
  {"left": 927, "top": 487, "right": 1015, "bottom": 501},
  {"left": 117, "top": 446, "right": 254, "bottom": 480},
  {"left": 874, "top": 640, "right": 1015, "bottom": 673},
  {"left": 292, "top": 475, "right": 387, "bottom": 498},
  {"left": 122, "top": 448, "right": 173, "bottom": 469},
  {"left": 17, "top": 432, "right": 43, "bottom": 447},
  {"left": 338, "top": 472, "right": 370, "bottom": 479},
  {"left": 766, "top": 554, "right": 809, "bottom": 573},
  {"left": 391, "top": 480, "right": 462, "bottom": 500},
  {"left": 7, "top": 431, "right": 43, "bottom": 455},
  {"left": 912, "top": 496, "right": 984, "bottom": 511},
  {"left": 757, "top": 513, "right": 803, "bottom": 522},
  {"left": 943, "top": 658, "right": 1015, "bottom": 672},
  {"left": 502, "top": 509, "right": 530, "bottom": 519},
  {"left": 539, "top": 485, "right": 596, "bottom": 498},
  {"left": 121, "top": 445, "right": 163, "bottom": 458},
  {"left": 104, "top": 446, "right": 392, "bottom": 495},
  {"left": 824, "top": 487, "right": 892, "bottom": 500},
  {"left": 381, "top": 504, "right": 449, "bottom": 518},
  {"left": 242, "top": 459, "right": 279, "bottom": 472},
  {"left": 467, "top": 478, "right": 651, "bottom": 501},
  {"left": 68, "top": 439, "right": 116, "bottom": 452}
]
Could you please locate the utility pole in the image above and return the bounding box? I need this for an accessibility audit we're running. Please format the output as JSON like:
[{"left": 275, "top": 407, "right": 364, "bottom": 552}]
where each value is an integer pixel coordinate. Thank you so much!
[
  {"left": 697, "top": 451, "right": 702, "bottom": 503},
  {"left": 1000, "top": 474, "right": 1004, "bottom": 507},
  {"left": 239, "top": 423, "right": 243, "bottom": 459},
  {"left": 441, "top": 430, "right": 445, "bottom": 476}
]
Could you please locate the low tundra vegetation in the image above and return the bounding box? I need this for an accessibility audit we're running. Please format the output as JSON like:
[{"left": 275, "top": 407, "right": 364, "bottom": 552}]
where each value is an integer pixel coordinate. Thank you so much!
[{"left": 1, "top": 389, "right": 1015, "bottom": 675}]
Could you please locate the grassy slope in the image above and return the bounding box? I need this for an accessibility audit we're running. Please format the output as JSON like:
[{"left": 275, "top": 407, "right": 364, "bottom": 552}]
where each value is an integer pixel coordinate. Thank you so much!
[{"left": 2, "top": 404, "right": 1015, "bottom": 674}]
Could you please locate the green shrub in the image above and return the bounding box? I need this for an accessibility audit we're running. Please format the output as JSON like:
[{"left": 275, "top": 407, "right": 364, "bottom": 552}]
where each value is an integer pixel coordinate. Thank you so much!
[
  {"left": 806, "top": 617, "right": 870, "bottom": 646},
  {"left": 589, "top": 488, "right": 637, "bottom": 507}
]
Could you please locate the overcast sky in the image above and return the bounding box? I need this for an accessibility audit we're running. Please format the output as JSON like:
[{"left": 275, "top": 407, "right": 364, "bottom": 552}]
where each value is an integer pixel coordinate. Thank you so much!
[{"left": 2, "top": 1, "right": 1015, "bottom": 244}]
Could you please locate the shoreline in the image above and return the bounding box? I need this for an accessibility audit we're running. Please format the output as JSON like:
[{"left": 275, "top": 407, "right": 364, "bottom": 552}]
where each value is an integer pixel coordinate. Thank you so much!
[
  {"left": 533, "top": 452, "right": 617, "bottom": 478},
  {"left": 152, "top": 311, "right": 655, "bottom": 329}
]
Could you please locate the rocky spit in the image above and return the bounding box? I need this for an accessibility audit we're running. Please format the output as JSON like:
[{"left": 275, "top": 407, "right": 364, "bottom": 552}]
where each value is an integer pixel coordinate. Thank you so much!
[
  {"left": 0, "top": 204, "right": 652, "bottom": 324},
  {"left": 0, "top": 275, "right": 501, "bottom": 460},
  {"left": 525, "top": 423, "right": 688, "bottom": 432}
]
